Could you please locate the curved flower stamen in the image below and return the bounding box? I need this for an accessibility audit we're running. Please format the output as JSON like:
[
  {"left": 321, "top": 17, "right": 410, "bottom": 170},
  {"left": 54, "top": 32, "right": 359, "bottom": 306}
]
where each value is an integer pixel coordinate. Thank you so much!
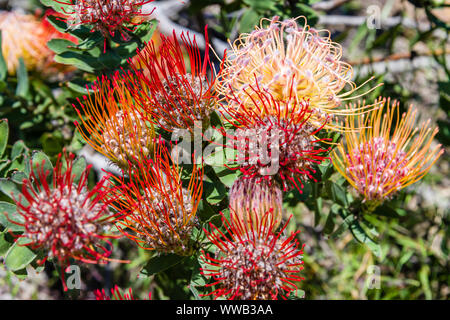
[
  {"left": 74, "top": 74, "right": 155, "bottom": 169},
  {"left": 200, "top": 210, "right": 304, "bottom": 300},
  {"left": 112, "top": 142, "right": 203, "bottom": 255},
  {"left": 332, "top": 97, "right": 444, "bottom": 204}
]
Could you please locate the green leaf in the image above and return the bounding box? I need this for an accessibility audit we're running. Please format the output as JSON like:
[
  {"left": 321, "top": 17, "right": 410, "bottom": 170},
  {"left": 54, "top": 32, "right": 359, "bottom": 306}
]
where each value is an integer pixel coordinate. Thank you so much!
[
  {"left": 15, "top": 58, "right": 29, "bottom": 97},
  {"left": 31, "top": 151, "right": 53, "bottom": 175},
  {"left": 0, "top": 119, "right": 9, "bottom": 158},
  {"left": 67, "top": 79, "right": 90, "bottom": 94},
  {"left": 331, "top": 213, "right": 355, "bottom": 239},
  {"left": 0, "top": 201, "right": 23, "bottom": 232},
  {"left": 140, "top": 253, "right": 185, "bottom": 278},
  {"left": 11, "top": 171, "right": 27, "bottom": 185},
  {"left": 41, "top": 133, "right": 63, "bottom": 156},
  {"left": 189, "top": 256, "right": 208, "bottom": 300},
  {"left": 323, "top": 205, "right": 339, "bottom": 234},
  {"left": 71, "top": 156, "right": 87, "bottom": 184},
  {"left": 287, "top": 289, "right": 306, "bottom": 300},
  {"left": 204, "top": 180, "right": 227, "bottom": 205},
  {"left": 212, "top": 166, "right": 239, "bottom": 188},
  {"left": 47, "top": 38, "right": 79, "bottom": 55},
  {"left": 0, "top": 230, "right": 12, "bottom": 256},
  {"left": 349, "top": 220, "right": 381, "bottom": 257},
  {"left": 0, "top": 31, "right": 7, "bottom": 80},
  {"left": 40, "top": 0, "right": 73, "bottom": 14},
  {"left": 11, "top": 140, "right": 28, "bottom": 160},
  {"left": 54, "top": 51, "right": 101, "bottom": 73},
  {"left": 326, "top": 182, "right": 348, "bottom": 207},
  {"left": 4, "top": 238, "right": 37, "bottom": 271},
  {"left": 76, "top": 33, "right": 104, "bottom": 51},
  {"left": 0, "top": 178, "right": 22, "bottom": 200},
  {"left": 239, "top": 10, "right": 260, "bottom": 33}
]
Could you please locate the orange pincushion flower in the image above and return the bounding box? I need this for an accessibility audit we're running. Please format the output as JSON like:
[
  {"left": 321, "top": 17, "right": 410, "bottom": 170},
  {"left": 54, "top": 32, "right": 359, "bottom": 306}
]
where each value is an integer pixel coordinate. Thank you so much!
[
  {"left": 74, "top": 73, "right": 155, "bottom": 169},
  {"left": 200, "top": 210, "right": 305, "bottom": 300},
  {"left": 217, "top": 16, "right": 373, "bottom": 130},
  {"left": 127, "top": 28, "right": 222, "bottom": 133},
  {"left": 0, "top": 10, "right": 76, "bottom": 78},
  {"left": 113, "top": 143, "right": 203, "bottom": 255},
  {"left": 332, "top": 97, "right": 444, "bottom": 204}
]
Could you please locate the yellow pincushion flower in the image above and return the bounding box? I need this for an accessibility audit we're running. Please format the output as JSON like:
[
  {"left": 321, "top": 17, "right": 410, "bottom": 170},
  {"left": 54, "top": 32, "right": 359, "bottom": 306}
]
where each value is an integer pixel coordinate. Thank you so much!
[
  {"left": 332, "top": 97, "right": 443, "bottom": 206},
  {"left": 217, "top": 16, "right": 375, "bottom": 130}
]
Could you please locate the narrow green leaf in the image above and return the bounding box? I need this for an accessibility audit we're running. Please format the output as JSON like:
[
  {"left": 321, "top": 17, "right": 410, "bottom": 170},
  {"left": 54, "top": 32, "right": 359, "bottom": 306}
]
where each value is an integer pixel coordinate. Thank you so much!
[
  {"left": 47, "top": 38, "right": 78, "bottom": 55},
  {"left": 349, "top": 220, "right": 381, "bottom": 257},
  {"left": 15, "top": 58, "right": 29, "bottom": 97},
  {"left": 0, "top": 230, "right": 12, "bottom": 256},
  {"left": 54, "top": 52, "right": 100, "bottom": 73},
  {"left": 0, "top": 119, "right": 9, "bottom": 158},
  {"left": 0, "top": 32, "right": 7, "bottom": 80},
  {"left": 71, "top": 156, "right": 87, "bottom": 184},
  {"left": 323, "top": 205, "right": 339, "bottom": 234},
  {"left": 4, "top": 238, "right": 37, "bottom": 271},
  {"left": 40, "top": 0, "right": 73, "bottom": 14}
]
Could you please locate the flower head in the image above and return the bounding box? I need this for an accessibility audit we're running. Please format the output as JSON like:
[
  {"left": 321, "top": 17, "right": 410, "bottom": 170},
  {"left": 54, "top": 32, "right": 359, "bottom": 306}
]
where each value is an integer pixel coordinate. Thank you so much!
[
  {"left": 217, "top": 16, "right": 373, "bottom": 130},
  {"left": 113, "top": 142, "right": 202, "bottom": 255},
  {"left": 222, "top": 86, "right": 331, "bottom": 191},
  {"left": 0, "top": 10, "right": 76, "bottom": 78},
  {"left": 94, "top": 285, "right": 151, "bottom": 300},
  {"left": 201, "top": 211, "right": 304, "bottom": 300},
  {"left": 332, "top": 97, "right": 444, "bottom": 204},
  {"left": 74, "top": 74, "right": 155, "bottom": 169},
  {"left": 229, "top": 176, "right": 283, "bottom": 231},
  {"left": 127, "top": 28, "right": 221, "bottom": 133},
  {"left": 57, "top": 0, "right": 154, "bottom": 42},
  {"left": 8, "top": 152, "right": 120, "bottom": 290}
]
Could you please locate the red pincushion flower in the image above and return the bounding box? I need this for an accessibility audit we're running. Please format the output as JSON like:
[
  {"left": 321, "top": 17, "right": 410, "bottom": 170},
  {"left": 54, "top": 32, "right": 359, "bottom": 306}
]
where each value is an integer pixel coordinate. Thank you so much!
[
  {"left": 127, "top": 27, "right": 222, "bottom": 133},
  {"left": 7, "top": 152, "right": 121, "bottom": 290},
  {"left": 200, "top": 210, "right": 305, "bottom": 300},
  {"left": 54, "top": 1, "right": 154, "bottom": 37},
  {"left": 220, "top": 86, "right": 331, "bottom": 191},
  {"left": 95, "top": 285, "right": 152, "bottom": 300}
]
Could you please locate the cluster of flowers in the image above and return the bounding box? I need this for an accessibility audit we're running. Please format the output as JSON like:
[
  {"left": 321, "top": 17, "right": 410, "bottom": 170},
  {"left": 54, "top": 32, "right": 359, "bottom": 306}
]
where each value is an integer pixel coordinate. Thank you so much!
[{"left": 2, "top": 2, "right": 443, "bottom": 300}]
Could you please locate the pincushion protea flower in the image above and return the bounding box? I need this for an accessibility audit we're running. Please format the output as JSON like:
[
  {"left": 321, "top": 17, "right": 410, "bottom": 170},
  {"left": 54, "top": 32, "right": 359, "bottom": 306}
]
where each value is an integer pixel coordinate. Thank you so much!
[
  {"left": 229, "top": 176, "right": 283, "bottom": 232},
  {"left": 54, "top": 0, "right": 154, "bottom": 43},
  {"left": 221, "top": 86, "right": 331, "bottom": 191},
  {"left": 200, "top": 210, "right": 304, "bottom": 300},
  {"left": 6, "top": 152, "right": 121, "bottom": 290},
  {"left": 74, "top": 74, "right": 155, "bottom": 169},
  {"left": 95, "top": 285, "right": 152, "bottom": 300},
  {"left": 127, "top": 28, "right": 222, "bottom": 133},
  {"left": 0, "top": 10, "right": 76, "bottom": 78},
  {"left": 112, "top": 142, "right": 202, "bottom": 255},
  {"left": 332, "top": 97, "right": 444, "bottom": 206},
  {"left": 217, "top": 16, "right": 375, "bottom": 131}
]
